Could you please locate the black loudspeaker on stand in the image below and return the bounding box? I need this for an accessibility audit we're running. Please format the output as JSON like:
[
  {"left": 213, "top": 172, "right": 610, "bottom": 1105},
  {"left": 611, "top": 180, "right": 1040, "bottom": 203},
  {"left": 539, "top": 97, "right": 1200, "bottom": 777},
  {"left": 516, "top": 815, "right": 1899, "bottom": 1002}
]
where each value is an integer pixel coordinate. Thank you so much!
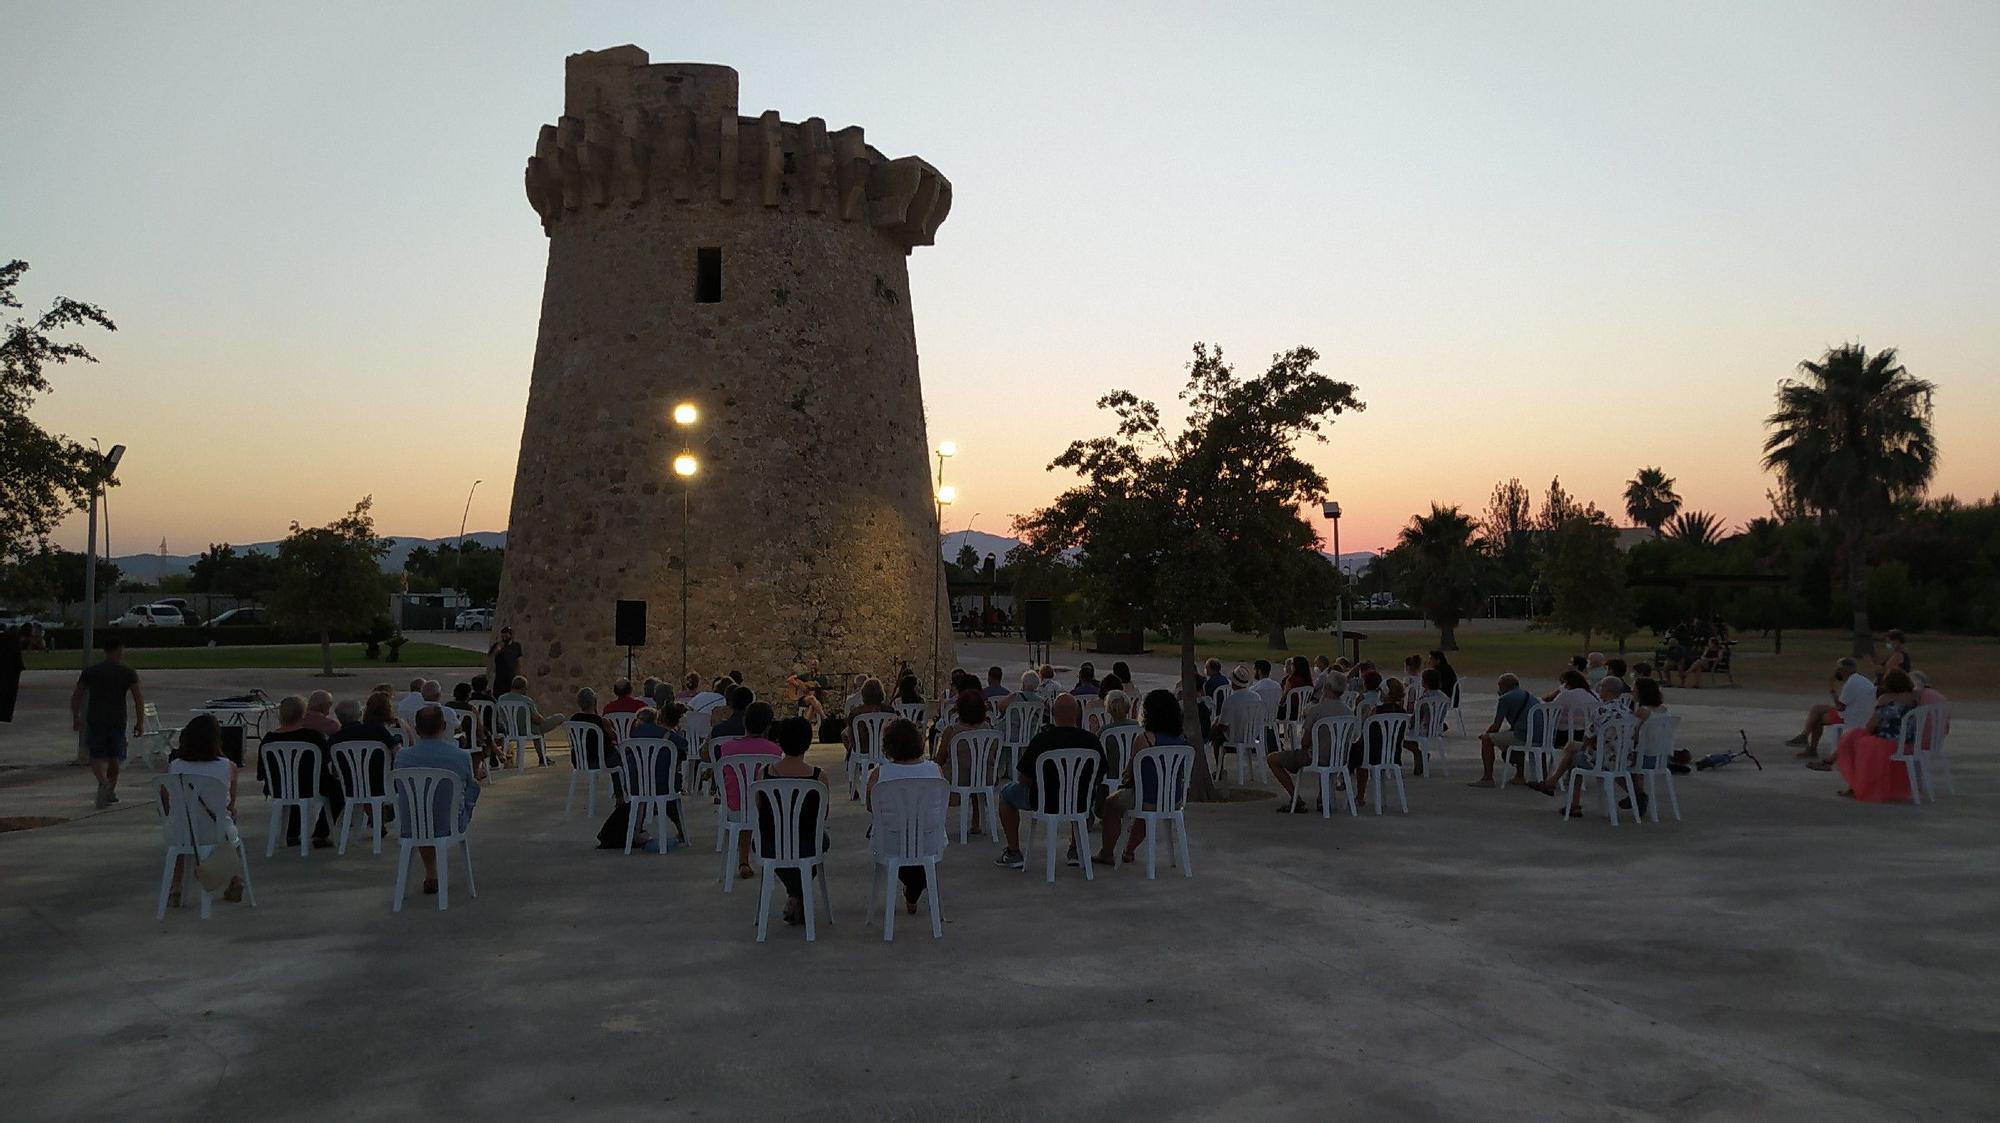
[
  {"left": 615, "top": 599, "right": 647, "bottom": 682},
  {"left": 1022, "top": 598, "right": 1053, "bottom": 666}
]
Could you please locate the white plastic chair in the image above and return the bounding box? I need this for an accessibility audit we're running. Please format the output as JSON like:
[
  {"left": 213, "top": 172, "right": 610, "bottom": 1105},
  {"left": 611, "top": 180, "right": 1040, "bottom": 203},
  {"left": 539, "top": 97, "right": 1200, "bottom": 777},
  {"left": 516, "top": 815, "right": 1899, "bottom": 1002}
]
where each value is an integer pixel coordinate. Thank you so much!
[
  {"left": 894, "top": 702, "right": 929, "bottom": 730},
  {"left": 1498, "top": 703, "right": 1560, "bottom": 788},
  {"left": 332, "top": 740, "right": 393, "bottom": 856},
  {"left": 153, "top": 774, "right": 256, "bottom": 920},
  {"left": 1562, "top": 709, "right": 1638, "bottom": 824},
  {"left": 998, "top": 700, "right": 1044, "bottom": 780},
  {"left": 1219, "top": 691, "right": 1273, "bottom": 784},
  {"left": 1448, "top": 680, "right": 1467, "bottom": 733},
  {"left": 134, "top": 703, "right": 178, "bottom": 768},
  {"left": 944, "top": 728, "right": 1001, "bottom": 842},
  {"left": 390, "top": 766, "right": 477, "bottom": 911},
  {"left": 716, "top": 752, "right": 781, "bottom": 891},
  {"left": 497, "top": 699, "right": 548, "bottom": 770},
  {"left": 681, "top": 709, "right": 714, "bottom": 794},
  {"left": 1119, "top": 743, "right": 1195, "bottom": 879},
  {"left": 450, "top": 709, "right": 487, "bottom": 782},
  {"left": 750, "top": 776, "right": 833, "bottom": 941},
  {"left": 620, "top": 738, "right": 687, "bottom": 854},
  {"left": 563, "top": 720, "right": 617, "bottom": 819},
  {"left": 605, "top": 710, "right": 639, "bottom": 744},
  {"left": 1891, "top": 703, "right": 1953, "bottom": 803},
  {"left": 866, "top": 776, "right": 949, "bottom": 939},
  {"left": 1630, "top": 712, "right": 1682, "bottom": 822},
  {"left": 1358, "top": 712, "right": 1412, "bottom": 814},
  {"left": 1294, "top": 716, "right": 1359, "bottom": 817},
  {"left": 696, "top": 733, "right": 738, "bottom": 804},
  {"left": 848, "top": 712, "right": 897, "bottom": 799},
  {"left": 1099, "top": 725, "right": 1142, "bottom": 794},
  {"left": 1078, "top": 698, "right": 1108, "bottom": 736},
  {"left": 1281, "top": 686, "right": 1315, "bottom": 751},
  {"left": 259, "top": 741, "right": 323, "bottom": 858},
  {"left": 1409, "top": 694, "right": 1450, "bottom": 778},
  {"left": 1019, "top": 747, "right": 1100, "bottom": 883},
  {"left": 470, "top": 699, "right": 499, "bottom": 751}
]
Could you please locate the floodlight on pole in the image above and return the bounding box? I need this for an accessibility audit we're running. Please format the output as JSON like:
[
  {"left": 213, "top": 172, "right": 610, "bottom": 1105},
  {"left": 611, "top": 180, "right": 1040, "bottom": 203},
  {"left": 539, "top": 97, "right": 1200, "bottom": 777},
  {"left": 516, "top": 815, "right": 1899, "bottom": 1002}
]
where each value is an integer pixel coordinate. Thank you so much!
[
  {"left": 673, "top": 452, "right": 699, "bottom": 478},
  {"left": 673, "top": 402, "right": 699, "bottom": 426},
  {"left": 936, "top": 484, "right": 957, "bottom": 506},
  {"left": 936, "top": 440, "right": 956, "bottom": 459},
  {"left": 1322, "top": 500, "right": 1344, "bottom": 653}
]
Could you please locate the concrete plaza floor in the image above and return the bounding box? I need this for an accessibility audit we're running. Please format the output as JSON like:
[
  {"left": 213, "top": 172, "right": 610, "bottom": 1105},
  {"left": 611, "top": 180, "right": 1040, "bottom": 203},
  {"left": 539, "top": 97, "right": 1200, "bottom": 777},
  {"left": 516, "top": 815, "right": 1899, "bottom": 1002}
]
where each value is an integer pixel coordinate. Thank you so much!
[{"left": 0, "top": 660, "right": 1994, "bottom": 1119}]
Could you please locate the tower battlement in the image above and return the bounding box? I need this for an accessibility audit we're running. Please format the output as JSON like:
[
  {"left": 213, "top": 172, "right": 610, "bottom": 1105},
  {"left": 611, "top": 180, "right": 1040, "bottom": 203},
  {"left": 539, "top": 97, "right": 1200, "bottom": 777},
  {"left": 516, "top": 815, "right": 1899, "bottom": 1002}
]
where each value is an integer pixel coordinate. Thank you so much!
[{"left": 524, "top": 45, "right": 951, "bottom": 251}]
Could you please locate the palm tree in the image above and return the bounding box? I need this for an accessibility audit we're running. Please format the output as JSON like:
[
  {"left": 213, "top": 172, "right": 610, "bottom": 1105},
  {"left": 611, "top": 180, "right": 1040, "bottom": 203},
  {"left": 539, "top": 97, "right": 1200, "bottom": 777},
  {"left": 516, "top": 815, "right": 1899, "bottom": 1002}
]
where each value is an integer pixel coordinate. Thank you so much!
[
  {"left": 1664, "top": 510, "right": 1724, "bottom": 547},
  {"left": 1763, "top": 344, "right": 1937, "bottom": 657},
  {"left": 1623, "top": 466, "right": 1682, "bottom": 535},
  {"left": 1391, "top": 504, "right": 1482, "bottom": 650}
]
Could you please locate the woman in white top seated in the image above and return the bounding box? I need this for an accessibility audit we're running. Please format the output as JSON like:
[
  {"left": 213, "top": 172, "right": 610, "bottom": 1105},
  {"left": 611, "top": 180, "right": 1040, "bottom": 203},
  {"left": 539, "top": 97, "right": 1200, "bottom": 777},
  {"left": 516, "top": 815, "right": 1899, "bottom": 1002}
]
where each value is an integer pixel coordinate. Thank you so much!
[
  {"left": 165, "top": 714, "right": 246, "bottom": 905},
  {"left": 867, "top": 718, "right": 944, "bottom": 915}
]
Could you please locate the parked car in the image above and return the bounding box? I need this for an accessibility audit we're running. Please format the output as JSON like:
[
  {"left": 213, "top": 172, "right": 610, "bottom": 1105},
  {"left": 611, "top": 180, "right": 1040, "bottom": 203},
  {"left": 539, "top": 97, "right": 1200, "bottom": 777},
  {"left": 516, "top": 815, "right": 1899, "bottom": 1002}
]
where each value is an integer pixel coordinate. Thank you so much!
[
  {"left": 454, "top": 608, "right": 494, "bottom": 631},
  {"left": 205, "top": 606, "right": 267, "bottom": 627},
  {"left": 110, "top": 604, "right": 187, "bottom": 627}
]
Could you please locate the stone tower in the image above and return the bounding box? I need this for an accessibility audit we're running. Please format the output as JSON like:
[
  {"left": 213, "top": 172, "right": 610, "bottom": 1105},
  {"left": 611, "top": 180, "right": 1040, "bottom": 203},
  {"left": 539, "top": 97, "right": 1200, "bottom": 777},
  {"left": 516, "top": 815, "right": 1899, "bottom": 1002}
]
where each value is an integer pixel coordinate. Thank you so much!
[{"left": 499, "top": 45, "right": 953, "bottom": 707}]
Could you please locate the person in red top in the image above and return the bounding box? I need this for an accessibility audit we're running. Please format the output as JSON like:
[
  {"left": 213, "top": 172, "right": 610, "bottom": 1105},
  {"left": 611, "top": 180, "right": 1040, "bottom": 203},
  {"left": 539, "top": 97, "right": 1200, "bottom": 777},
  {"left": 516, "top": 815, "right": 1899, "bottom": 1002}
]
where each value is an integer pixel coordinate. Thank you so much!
[{"left": 602, "top": 678, "right": 647, "bottom": 716}]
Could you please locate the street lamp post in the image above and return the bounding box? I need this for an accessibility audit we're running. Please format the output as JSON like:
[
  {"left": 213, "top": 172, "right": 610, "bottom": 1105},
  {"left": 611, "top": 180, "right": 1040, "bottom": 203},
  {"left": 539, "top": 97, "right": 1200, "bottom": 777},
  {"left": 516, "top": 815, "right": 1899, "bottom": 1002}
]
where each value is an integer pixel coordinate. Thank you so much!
[
  {"left": 672, "top": 401, "right": 700, "bottom": 681},
  {"left": 455, "top": 478, "right": 481, "bottom": 606},
  {"left": 81, "top": 443, "right": 126, "bottom": 672},
  {"left": 1321, "top": 500, "right": 1343, "bottom": 656},
  {"left": 933, "top": 441, "right": 956, "bottom": 707}
]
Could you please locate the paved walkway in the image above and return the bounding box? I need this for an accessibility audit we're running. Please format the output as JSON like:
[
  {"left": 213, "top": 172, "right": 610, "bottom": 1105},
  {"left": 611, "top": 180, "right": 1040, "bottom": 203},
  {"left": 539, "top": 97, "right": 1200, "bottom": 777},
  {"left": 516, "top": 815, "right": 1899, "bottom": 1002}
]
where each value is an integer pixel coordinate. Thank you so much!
[{"left": 0, "top": 659, "right": 1992, "bottom": 1119}]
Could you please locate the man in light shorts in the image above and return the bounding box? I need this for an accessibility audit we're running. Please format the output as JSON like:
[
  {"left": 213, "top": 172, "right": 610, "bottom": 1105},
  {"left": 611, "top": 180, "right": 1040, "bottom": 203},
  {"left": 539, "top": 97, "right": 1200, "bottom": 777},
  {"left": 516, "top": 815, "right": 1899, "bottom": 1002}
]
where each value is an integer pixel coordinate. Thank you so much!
[{"left": 1468, "top": 673, "right": 1537, "bottom": 788}]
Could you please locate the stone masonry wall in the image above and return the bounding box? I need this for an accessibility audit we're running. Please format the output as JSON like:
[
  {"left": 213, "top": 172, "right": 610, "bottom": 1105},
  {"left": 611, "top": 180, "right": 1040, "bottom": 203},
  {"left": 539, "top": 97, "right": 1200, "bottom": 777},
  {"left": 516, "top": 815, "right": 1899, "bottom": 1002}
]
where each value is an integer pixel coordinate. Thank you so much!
[{"left": 498, "top": 45, "right": 953, "bottom": 710}]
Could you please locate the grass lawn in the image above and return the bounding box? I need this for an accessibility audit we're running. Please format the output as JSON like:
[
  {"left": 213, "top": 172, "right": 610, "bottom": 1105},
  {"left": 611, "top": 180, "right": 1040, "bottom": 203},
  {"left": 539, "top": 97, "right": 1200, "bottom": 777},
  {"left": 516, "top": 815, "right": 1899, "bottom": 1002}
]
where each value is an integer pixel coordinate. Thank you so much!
[
  {"left": 1191, "top": 623, "right": 2000, "bottom": 700},
  {"left": 23, "top": 642, "right": 485, "bottom": 671}
]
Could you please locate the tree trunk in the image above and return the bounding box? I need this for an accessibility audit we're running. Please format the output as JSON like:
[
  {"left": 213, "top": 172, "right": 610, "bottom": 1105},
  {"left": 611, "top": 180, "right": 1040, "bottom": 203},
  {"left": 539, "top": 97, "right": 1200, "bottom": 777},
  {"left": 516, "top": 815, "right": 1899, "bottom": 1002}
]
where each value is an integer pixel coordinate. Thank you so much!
[
  {"left": 1845, "top": 520, "right": 1874, "bottom": 659},
  {"left": 1266, "top": 622, "right": 1288, "bottom": 651},
  {"left": 1181, "top": 621, "right": 1223, "bottom": 802},
  {"left": 320, "top": 628, "right": 335, "bottom": 677},
  {"left": 1438, "top": 619, "right": 1459, "bottom": 651}
]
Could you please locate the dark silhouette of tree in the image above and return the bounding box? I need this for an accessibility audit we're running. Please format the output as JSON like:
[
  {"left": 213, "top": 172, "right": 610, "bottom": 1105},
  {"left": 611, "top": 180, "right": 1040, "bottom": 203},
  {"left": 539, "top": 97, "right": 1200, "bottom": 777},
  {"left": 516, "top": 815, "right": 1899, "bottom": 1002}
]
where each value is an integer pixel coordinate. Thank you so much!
[
  {"left": 1, "top": 260, "right": 116, "bottom": 561},
  {"left": 1623, "top": 466, "right": 1683, "bottom": 535}
]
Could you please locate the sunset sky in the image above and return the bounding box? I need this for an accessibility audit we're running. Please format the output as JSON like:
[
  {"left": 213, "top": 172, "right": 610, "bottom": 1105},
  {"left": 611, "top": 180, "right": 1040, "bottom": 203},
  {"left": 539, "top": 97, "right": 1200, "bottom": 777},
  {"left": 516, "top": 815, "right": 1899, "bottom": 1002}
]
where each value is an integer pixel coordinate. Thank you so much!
[{"left": 10, "top": 2, "right": 1998, "bottom": 558}]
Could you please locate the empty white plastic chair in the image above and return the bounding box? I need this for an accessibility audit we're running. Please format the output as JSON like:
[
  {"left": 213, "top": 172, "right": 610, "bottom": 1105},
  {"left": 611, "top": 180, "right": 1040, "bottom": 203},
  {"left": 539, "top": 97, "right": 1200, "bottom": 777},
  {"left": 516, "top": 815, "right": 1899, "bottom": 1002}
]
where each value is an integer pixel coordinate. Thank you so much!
[
  {"left": 563, "top": 721, "right": 618, "bottom": 819},
  {"left": 497, "top": 699, "right": 549, "bottom": 770},
  {"left": 893, "top": 702, "right": 929, "bottom": 730},
  {"left": 259, "top": 741, "right": 323, "bottom": 858},
  {"left": 1019, "top": 747, "right": 1101, "bottom": 883},
  {"left": 866, "top": 776, "right": 949, "bottom": 939},
  {"left": 331, "top": 740, "right": 393, "bottom": 856},
  {"left": 605, "top": 710, "right": 639, "bottom": 744},
  {"left": 750, "top": 776, "right": 833, "bottom": 941},
  {"left": 1630, "top": 712, "right": 1682, "bottom": 822},
  {"left": 1219, "top": 692, "right": 1273, "bottom": 784},
  {"left": 1358, "top": 712, "right": 1412, "bottom": 814},
  {"left": 1099, "top": 726, "right": 1142, "bottom": 794},
  {"left": 716, "top": 752, "right": 781, "bottom": 891},
  {"left": 848, "top": 712, "right": 897, "bottom": 799},
  {"left": 1409, "top": 695, "right": 1451, "bottom": 778},
  {"left": 1294, "top": 716, "right": 1359, "bottom": 817},
  {"left": 620, "top": 737, "right": 687, "bottom": 854},
  {"left": 153, "top": 774, "right": 257, "bottom": 920},
  {"left": 390, "top": 766, "right": 477, "bottom": 911},
  {"left": 1561, "top": 709, "right": 1637, "bottom": 824},
  {"left": 133, "top": 703, "right": 177, "bottom": 769},
  {"left": 1891, "top": 703, "right": 1953, "bottom": 803},
  {"left": 1119, "top": 743, "right": 1195, "bottom": 879},
  {"left": 944, "top": 728, "right": 1002, "bottom": 842}
]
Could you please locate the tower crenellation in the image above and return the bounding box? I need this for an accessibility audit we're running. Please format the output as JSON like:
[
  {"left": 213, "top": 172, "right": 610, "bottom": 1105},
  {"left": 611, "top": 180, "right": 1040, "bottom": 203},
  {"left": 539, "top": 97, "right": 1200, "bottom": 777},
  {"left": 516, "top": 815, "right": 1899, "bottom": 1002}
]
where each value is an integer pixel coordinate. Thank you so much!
[{"left": 524, "top": 45, "right": 950, "bottom": 250}]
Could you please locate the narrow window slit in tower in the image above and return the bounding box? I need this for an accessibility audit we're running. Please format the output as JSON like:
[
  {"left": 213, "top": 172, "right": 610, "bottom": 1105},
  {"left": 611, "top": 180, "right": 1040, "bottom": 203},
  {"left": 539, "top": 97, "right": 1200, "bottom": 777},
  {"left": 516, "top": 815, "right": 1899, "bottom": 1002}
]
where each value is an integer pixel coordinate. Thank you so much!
[{"left": 695, "top": 247, "right": 723, "bottom": 303}]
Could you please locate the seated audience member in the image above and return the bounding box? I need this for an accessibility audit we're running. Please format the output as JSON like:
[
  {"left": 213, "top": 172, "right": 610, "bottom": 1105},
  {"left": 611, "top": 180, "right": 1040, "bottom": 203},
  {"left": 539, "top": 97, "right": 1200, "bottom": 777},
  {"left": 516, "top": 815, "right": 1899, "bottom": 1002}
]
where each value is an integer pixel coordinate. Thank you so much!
[
  {"left": 612, "top": 704, "right": 685, "bottom": 845},
  {"left": 166, "top": 714, "right": 246, "bottom": 905},
  {"left": 1099, "top": 690, "right": 1138, "bottom": 740},
  {"left": 1468, "top": 674, "right": 1539, "bottom": 788},
  {"left": 867, "top": 717, "right": 945, "bottom": 914},
  {"left": 499, "top": 676, "right": 566, "bottom": 735},
  {"left": 329, "top": 696, "right": 399, "bottom": 801},
  {"left": 568, "top": 688, "right": 620, "bottom": 769},
  {"left": 1248, "top": 659, "right": 1281, "bottom": 709},
  {"left": 894, "top": 675, "right": 926, "bottom": 709},
  {"left": 603, "top": 678, "right": 647, "bottom": 716},
  {"left": 1095, "top": 689, "right": 1192, "bottom": 865},
  {"left": 395, "top": 677, "right": 429, "bottom": 727},
  {"left": 723, "top": 702, "right": 784, "bottom": 880},
  {"left": 710, "top": 685, "right": 756, "bottom": 740},
  {"left": 1009, "top": 670, "right": 1044, "bottom": 713},
  {"left": 686, "top": 676, "right": 729, "bottom": 713},
  {"left": 1202, "top": 658, "right": 1229, "bottom": 699},
  {"left": 1686, "top": 638, "right": 1726, "bottom": 688},
  {"left": 1280, "top": 656, "right": 1313, "bottom": 702},
  {"left": 1786, "top": 658, "right": 1875, "bottom": 761},
  {"left": 1533, "top": 677, "right": 1668, "bottom": 814},
  {"left": 1098, "top": 671, "right": 1124, "bottom": 697},
  {"left": 395, "top": 704, "right": 481, "bottom": 894},
  {"left": 1112, "top": 662, "right": 1134, "bottom": 685},
  {"left": 1542, "top": 669, "right": 1597, "bottom": 716},
  {"left": 756, "top": 716, "right": 828, "bottom": 926},
  {"left": 992, "top": 694, "right": 1105, "bottom": 871},
  {"left": 1267, "top": 674, "right": 1351, "bottom": 810},
  {"left": 1426, "top": 650, "right": 1459, "bottom": 705},
  {"left": 444, "top": 682, "right": 487, "bottom": 758},
  {"left": 468, "top": 675, "right": 495, "bottom": 703},
  {"left": 1606, "top": 657, "right": 1628, "bottom": 682},
  {"left": 982, "top": 666, "right": 1012, "bottom": 702},
  {"left": 1585, "top": 652, "right": 1607, "bottom": 687},
  {"left": 842, "top": 678, "right": 890, "bottom": 762},
  {"left": 1877, "top": 628, "right": 1914, "bottom": 683},
  {"left": 934, "top": 690, "right": 994, "bottom": 833},
  {"left": 676, "top": 672, "right": 702, "bottom": 702},
  {"left": 303, "top": 690, "right": 341, "bottom": 737},
  {"left": 259, "top": 694, "right": 340, "bottom": 849},
  {"left": 1400, "top": 654, "right": 1424, "bottom": 699},
  {"left": 1353, "top": 678, "right": 1407, "bottom": 805},
  {"left": 362, "top": 691, "right": 404, "bottom": 750},
  {"left": 1818, "top": 669, "right": 1920, "bottom": 801},
  {"left": 1207, "top": 663, "right": 1256, "bottom": 767}
]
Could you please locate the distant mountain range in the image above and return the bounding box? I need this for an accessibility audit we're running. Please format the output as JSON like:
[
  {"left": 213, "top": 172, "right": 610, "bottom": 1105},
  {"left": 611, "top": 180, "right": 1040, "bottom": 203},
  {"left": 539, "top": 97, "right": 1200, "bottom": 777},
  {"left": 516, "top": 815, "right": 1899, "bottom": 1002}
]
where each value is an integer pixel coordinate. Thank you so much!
[
  {"left": 941, "top": 529, "right": 1377, "bottom": 572},
  {"left": 108, "top": 532, "right": 508, "bottom": 583}
]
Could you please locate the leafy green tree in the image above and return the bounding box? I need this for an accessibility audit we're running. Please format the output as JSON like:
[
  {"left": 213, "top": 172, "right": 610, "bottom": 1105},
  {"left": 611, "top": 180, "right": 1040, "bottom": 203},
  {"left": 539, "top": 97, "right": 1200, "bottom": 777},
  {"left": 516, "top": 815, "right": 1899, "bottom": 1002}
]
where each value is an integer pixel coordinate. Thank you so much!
[
  {"left": 953, "top": 543, "right": 980, "bottom": 571},
  {"left": 403, "top": 540, "right": 503, "bottom": 604},
  {"left": 1479, "top": 477, "right": 1536, "bottom": 598},
  {"left": 1664, "top": 510, "right": 1724, "bottom": 546},
  {"left": 1763, "top": 344, "right": 1938, "bottom": 656},
  {"left": 1536, "top": 476, "right": 1584, "bottom": 533},
  {"left": 1542, "top": 513, "right": 1631, "bottom": 648},
  {"left": 188, "top": 543, "right": 282, "bottom": 599},
  {"left": 1623, "top": 466, "right": 1682, "bottom": 535},
  {"left": 1015, "top": 342, "right": 1362, "bottom": 797},
  {"left": 1, "top": 260, "right": 117, "bottom": 561},
  {"left": 269, "top": 498, "right": 391, "bottom": 675},
  {"left": 1387, "top": 504, "right": 1482, "bottom": 650},
  {"left": 0, "top": 546, "right": 119, "bottom": 612}
]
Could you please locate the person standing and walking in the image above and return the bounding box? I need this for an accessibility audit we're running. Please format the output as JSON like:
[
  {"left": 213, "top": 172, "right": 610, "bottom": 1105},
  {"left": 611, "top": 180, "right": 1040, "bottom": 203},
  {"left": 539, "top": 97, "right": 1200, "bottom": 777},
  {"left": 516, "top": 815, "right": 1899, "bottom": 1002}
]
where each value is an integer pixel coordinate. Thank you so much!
[
  {"left": 71, "top": 638, "right": 144, "bottom": 808},
  {"left": 488, "top": 627, "right": 523, "bottom": 693},
  {"left": 0, "top": 623, "right": 24, "bottom": 723}
]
